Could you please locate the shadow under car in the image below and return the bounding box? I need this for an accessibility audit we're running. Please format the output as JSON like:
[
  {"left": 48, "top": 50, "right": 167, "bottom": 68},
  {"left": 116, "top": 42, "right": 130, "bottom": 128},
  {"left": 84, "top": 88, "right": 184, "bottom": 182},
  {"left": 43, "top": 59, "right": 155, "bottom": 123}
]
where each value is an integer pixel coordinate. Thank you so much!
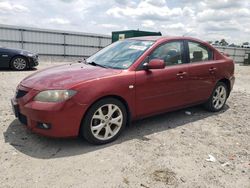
[{"left": 4, "top": 105, "right": 229, "bottom": 159}]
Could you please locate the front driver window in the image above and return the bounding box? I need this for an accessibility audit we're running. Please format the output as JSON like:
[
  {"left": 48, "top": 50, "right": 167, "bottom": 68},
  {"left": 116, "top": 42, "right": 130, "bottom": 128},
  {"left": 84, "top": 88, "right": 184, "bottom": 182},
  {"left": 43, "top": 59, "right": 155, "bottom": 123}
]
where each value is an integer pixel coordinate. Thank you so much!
[{"left": 149, "top": 41, "right": 184, "bottom": 66}]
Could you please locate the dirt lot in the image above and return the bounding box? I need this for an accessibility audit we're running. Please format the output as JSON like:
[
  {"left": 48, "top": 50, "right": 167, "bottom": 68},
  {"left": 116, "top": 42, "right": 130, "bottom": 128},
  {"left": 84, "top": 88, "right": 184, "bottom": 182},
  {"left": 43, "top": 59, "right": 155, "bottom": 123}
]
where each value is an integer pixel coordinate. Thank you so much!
[{"left": 0, "top": 62, "right": 249, "bottom": 188}]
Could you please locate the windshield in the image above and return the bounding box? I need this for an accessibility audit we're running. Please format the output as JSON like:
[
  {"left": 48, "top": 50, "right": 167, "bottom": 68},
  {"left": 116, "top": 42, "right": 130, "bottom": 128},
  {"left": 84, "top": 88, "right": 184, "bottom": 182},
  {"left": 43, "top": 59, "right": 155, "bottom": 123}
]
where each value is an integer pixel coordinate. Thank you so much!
[{"left": 86, "top": 40, "right": 154, "bottom": 69}]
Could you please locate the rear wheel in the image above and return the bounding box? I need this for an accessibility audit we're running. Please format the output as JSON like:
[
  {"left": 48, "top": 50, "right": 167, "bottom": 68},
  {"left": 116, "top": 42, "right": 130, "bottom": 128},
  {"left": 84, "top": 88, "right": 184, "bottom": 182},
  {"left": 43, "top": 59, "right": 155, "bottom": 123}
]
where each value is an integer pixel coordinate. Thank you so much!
[
  {"left": 81, "top": 98, "right": 127, "bottom": 144},
  {"left": 11, "top": 56, "right": 28, "bottom": 71},
  {"left": 204, "top": 82, "right": 228, "bottom": 112}
]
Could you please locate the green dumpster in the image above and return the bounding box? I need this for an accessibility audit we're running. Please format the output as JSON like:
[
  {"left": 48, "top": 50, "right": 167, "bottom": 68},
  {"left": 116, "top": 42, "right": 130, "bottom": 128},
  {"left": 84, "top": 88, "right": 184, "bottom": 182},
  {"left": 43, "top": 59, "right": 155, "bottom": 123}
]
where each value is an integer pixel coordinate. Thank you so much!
[
  {"left": 112, "top": 30, "right": 162, "bottom": 43},
  {"left": 244, "top": 53, "right": 250, "bottom": 65}
]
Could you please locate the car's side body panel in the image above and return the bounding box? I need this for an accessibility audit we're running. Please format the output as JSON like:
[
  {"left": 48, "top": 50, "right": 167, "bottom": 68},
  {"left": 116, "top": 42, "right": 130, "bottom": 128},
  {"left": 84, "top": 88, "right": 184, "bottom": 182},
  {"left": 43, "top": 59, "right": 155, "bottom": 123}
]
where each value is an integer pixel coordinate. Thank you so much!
[
  {"left": 135, "top": 63, "right": 189, "bottom": 118},
  {"left": 0, "top": 48, "right": 14, "bottom": 68},
  {"left": 186, "top": 61, "right": 218, "bottom": 103}
]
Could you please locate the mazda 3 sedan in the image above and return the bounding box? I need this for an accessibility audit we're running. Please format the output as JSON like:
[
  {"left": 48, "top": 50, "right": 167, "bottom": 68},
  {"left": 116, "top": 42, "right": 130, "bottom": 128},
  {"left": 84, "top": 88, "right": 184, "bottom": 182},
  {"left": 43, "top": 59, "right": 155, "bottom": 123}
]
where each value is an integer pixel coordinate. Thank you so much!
[
  {"left": 0, "top": 47, "right": 38, "bottom": 70},
  {"left": 11, "top": 36, "right": 235, "bottom": 144}
]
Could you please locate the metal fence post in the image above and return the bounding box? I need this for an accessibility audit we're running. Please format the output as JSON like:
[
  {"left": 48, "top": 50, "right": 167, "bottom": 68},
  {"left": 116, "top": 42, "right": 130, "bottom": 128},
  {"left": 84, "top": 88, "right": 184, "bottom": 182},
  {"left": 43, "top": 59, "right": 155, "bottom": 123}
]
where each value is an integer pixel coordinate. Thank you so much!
[
  {"left": 98, "top": 37, "right": 101, "bottom": 49},
  {"left": 63, "top": 33, "right": 66, "bottom": 57},
  {"left": 20, "top": 29, "right": 24, "bottom": 49},
  {"left": 233, "top": 47, "right": 236, "bottom": 61}
]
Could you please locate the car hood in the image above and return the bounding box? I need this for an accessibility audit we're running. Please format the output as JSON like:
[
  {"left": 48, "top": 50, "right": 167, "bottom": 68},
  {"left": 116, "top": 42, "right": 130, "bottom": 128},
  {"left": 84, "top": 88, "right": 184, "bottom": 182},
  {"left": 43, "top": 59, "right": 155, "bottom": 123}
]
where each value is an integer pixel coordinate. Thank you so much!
[
  {"left": 0, "top": 47, "right": 32, "bottom": 54},
  {"left": 20, "top": 63, "right": 122, "bottom": 90}
]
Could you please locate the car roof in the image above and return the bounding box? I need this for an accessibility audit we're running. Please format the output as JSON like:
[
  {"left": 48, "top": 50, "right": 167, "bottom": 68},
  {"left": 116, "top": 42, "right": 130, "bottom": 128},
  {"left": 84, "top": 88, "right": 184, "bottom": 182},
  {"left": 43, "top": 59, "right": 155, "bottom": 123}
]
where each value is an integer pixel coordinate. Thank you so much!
[{"left": 129, "top": 36, "right": 207, "bottom": 44}]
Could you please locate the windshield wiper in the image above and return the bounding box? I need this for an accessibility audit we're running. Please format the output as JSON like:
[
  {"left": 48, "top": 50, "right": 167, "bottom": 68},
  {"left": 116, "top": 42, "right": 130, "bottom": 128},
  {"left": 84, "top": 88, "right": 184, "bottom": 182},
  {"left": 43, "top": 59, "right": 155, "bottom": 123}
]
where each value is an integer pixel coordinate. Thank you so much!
[{"left": 87, "top": 61, "right": 108, "bottom": 68}]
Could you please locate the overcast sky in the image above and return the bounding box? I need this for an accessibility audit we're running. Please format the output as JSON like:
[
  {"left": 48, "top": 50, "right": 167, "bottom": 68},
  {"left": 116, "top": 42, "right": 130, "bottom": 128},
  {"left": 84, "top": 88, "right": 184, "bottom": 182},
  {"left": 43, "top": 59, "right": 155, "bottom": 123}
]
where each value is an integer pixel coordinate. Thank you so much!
[{"left": 0, "top": 0, "right": 249, "bottom": 44}]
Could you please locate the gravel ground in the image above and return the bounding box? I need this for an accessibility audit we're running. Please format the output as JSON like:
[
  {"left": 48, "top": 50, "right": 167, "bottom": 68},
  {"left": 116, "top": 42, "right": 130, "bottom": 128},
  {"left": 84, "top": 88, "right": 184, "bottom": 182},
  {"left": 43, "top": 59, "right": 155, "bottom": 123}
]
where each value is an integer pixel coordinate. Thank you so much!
[{"left": 0, "top": 62, "right": 249, "bottom": 188}]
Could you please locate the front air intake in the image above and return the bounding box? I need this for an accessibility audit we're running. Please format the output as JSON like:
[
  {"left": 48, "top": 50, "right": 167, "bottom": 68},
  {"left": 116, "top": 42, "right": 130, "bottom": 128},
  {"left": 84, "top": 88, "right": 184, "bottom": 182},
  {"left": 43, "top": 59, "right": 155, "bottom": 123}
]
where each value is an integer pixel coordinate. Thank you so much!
[{"left": 16, "top": 90, "right": 28, "bottom": 99}]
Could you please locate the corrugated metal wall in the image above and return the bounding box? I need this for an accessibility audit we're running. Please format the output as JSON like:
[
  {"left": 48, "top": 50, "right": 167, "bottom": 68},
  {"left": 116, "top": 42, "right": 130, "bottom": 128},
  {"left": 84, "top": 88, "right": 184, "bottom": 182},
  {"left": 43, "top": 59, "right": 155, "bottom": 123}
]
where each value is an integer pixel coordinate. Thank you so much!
[
  {"left": 0, "top": 24, "right": 111, "bottom": 57},
  {"left": 215, "top": 46, "right": 250, "bottom": 63},
  {"left": 0, "top": 24, "right": 248, "bottom": 63}
]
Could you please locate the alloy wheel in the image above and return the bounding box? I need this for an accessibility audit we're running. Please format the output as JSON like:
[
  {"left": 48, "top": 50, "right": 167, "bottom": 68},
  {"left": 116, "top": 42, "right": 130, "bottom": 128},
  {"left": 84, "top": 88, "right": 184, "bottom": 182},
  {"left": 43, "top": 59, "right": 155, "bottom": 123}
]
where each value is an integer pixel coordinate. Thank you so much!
[
  {"left": 90, "top": 104, "right": 123, "bottom": 141},
  {"left": 212, "top": 85, "right": 227, "bottom": 110},
  {"left": 13, "top": 58, "right": 27, "bottom": 70}
]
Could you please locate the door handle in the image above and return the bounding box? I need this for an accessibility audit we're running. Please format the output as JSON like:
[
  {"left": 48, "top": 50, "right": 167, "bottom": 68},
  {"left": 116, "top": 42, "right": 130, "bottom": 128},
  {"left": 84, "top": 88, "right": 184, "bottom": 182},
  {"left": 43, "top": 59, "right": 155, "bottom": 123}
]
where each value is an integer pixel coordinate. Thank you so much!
[
  {"left": 209, "top": 67, "right": 217, "bottom": 74},
  {"left": 176, "top": 71, "right": 187, "bottom": 78},
  {"left": 209, "top": 67, "right": 217, "bottom": 71}
]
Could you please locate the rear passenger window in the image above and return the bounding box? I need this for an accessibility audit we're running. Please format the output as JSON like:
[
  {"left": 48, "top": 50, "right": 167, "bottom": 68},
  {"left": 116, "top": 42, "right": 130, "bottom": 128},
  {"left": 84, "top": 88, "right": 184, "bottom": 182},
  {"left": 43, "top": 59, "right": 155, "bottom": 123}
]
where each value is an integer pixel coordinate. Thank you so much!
[{"left": 188, "top": 42, "right": 213, "bottom": 63}]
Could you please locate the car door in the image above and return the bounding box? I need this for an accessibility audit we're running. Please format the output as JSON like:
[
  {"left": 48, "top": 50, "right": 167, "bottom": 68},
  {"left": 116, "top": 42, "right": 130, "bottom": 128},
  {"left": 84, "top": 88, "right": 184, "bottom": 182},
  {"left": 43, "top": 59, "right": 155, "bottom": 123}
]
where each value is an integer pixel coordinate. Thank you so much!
[
  {"left": 0, "top": 48, "right": 11, "bottom": 68},
  {"left": 186, "top": 40, "right": 217, "bottom": 103},
  {"left": 135, "top": 40, "right": 190, "bottom": 117}
]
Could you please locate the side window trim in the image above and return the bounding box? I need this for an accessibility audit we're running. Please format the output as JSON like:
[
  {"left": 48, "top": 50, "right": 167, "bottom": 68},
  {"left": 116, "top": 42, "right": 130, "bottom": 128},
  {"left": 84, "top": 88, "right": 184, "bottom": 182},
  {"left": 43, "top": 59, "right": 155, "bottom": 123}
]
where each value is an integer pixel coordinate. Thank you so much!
[
  {"left": 136, "top": 40, "right": 186, "bottom": 71},
  {"left": 183, "top": 40, "right": 190, "bottom": 64},
  {"left": 208, "top": 46, "right": 214, "bottom": 60},
  {"left": 180, "top": 40, "right": 186, "bottom": 64}
]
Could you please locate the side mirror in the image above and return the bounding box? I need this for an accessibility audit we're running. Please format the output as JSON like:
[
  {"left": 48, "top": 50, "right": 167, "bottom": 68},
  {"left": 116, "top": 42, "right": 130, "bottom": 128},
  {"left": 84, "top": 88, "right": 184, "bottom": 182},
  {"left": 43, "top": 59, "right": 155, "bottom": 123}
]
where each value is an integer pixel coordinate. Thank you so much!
[{"left": 144, "top": 59, "right": 165, "bottom": 70}]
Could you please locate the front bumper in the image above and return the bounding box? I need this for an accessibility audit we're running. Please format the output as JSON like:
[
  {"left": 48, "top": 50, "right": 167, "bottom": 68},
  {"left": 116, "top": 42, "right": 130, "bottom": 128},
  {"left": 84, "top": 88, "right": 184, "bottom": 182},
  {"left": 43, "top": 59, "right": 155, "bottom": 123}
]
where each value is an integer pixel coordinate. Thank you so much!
[
  {"left": 28, "top": 55, "right": 39, "bottom": 67},
  {"left": 11, "top": 85, "right": 87, "bottom": 138}
]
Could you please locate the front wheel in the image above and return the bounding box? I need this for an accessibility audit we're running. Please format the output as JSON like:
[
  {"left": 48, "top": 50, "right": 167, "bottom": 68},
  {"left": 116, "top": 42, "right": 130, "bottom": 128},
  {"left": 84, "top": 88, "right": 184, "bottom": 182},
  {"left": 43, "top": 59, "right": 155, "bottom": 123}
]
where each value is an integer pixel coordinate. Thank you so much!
[
  {"left": 81, "top": 98, "right": 127, "bottom": 145},
  {"left": 204, "top": 82, "right": 228, "bottom": 112},
  {"left": 11, "top": 56, "right": 28, "bottom": 71}
]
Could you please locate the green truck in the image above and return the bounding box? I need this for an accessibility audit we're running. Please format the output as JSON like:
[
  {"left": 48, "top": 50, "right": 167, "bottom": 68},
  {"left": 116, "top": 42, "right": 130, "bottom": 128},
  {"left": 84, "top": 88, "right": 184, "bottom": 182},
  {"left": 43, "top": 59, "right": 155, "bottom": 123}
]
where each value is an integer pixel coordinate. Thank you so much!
[{"left": 112, "top": 30, "right": 162, "bottom": 43}]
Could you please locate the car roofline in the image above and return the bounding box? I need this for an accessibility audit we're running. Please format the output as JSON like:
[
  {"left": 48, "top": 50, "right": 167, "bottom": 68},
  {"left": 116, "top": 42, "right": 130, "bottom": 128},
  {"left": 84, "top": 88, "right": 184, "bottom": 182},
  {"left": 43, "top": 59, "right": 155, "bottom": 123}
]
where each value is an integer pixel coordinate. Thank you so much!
[{"left": 128, "top": 36, "right": 209, "bottom": 44}]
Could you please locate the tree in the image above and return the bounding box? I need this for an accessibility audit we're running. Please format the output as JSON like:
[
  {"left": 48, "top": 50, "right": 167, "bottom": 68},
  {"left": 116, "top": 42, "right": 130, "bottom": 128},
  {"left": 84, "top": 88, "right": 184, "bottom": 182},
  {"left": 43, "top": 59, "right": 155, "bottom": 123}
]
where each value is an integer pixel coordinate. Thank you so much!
[{"left": 219, "top": 39, "right": 228, "bottom": 46}]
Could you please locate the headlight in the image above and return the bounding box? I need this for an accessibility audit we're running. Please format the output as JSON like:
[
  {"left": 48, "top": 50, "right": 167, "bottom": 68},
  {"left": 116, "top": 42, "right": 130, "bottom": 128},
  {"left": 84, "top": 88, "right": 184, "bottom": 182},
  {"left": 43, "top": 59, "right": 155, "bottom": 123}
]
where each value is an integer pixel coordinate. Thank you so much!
[
  {"left": 27, "top": 53, "right": 34, "bottom": 57},
  {"left": 34, "top": 90, "right": 77, "bottom": 102}
]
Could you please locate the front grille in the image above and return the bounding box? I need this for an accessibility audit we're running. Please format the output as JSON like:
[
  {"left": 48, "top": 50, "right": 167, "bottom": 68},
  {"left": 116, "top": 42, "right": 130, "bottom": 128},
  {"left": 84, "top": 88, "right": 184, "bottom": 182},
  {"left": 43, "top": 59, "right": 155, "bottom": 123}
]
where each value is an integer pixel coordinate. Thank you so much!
[
  {"left": 16, "top": 90, "right": 28, "bottom": 99},
  {"left": 33, "top": 54, "right": 38, "bottom": 60}
]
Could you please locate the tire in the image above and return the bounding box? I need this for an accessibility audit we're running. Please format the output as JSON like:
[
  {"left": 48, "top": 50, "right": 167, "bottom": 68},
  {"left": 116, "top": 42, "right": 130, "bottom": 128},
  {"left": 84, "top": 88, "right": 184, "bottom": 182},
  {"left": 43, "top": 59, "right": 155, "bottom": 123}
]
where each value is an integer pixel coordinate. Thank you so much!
[
  {"left": 11, "top": 56, "right": 28, "bottom": 71},
  {"left": 81, "top": 98, "right": 127, "bottom": 145},
  {"left": 204, "top": 82, "right": 228, "bottom": 112}
]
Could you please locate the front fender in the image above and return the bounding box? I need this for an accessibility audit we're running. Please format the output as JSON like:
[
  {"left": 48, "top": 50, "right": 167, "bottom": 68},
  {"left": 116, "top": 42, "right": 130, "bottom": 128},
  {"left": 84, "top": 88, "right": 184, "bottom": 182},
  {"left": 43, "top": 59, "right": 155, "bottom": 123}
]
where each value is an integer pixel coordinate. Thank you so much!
[{"left": 72, "top": 71, "right": 136, "bottom": 118}]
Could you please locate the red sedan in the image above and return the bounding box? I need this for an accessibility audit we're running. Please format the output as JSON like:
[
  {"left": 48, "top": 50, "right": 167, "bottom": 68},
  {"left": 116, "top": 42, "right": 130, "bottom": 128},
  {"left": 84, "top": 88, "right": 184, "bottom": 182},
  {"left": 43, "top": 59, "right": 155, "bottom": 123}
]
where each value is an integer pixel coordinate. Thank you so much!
[{"left": 11, "top": 36, "right": 235, "bottom": 144}]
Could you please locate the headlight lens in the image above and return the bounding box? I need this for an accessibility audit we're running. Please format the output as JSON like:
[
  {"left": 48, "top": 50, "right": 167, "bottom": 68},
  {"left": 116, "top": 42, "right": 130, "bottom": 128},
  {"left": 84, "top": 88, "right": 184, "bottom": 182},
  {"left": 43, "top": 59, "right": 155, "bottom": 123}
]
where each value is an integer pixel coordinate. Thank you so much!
[
  {"left": 27, "top": 53, "right": 34, "bottom": 57},
  {"left": 34, "top": 90, "right": 77, "bottom": 102}
]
